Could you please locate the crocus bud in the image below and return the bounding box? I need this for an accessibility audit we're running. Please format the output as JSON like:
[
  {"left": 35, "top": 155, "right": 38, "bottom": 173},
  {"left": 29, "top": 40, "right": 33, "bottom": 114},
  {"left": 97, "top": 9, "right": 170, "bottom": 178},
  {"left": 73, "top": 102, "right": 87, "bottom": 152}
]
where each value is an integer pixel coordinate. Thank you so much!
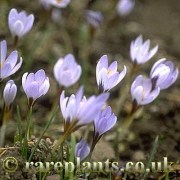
[
  {"left": 85, "top": 10, "right": 103, "bottom": 28},
  {"left": 50, "top": 0, "right": 71, "bottom": 8},
  {"left": 130, "top": 35, "right": 158, "bottom": 64},
  {"left": 96, "top": 55, "right": 126, "bottom": 92},
  {"left": 131, "top": 75, "right": 160, "bottom": 105},
  {"left": 22, "top": 69, "right": 50, "bottom": 105},
  {"left": 117, "top": 0, "right": 135, "bottom": 16},
  {"left": 75, "top": 140, "right": 90, "bottom": 161},
  {"left": 3, "top": 80, "right": 17, "bottom": 107},
  {"left": 53, "top": 54, "right": 82, "bottom": 87},
  {"left": 150, "top": 58, "right": 179, "bottom": 90},
  {"left": 94, "top": 106, "right": 117, "bottom": 137},
  {"left": 8, "top": 8, "right": 34, "bottom": 38},
  {"left": 0, "top": 40, "right": 23, "bottom": 80},
  {"left": 60, "top": 86, "right": 109, "bottom": 131}
]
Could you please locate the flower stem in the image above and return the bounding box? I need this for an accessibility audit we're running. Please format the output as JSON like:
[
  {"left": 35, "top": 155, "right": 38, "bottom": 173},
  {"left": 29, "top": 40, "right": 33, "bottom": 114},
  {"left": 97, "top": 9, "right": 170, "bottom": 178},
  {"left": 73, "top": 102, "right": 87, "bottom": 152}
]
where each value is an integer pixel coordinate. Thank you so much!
[
  {"left": 89, "top": 134, "right": 101, "bottom": 158},
  {"left": 28, "top": 107, "right": 58, "bottom": 162},
  {"left": 52, "top": 121, "right": 77, "bottom": 154},
  {"left": 116, "top": 63, "right": 138, "bottom": 115},
  {"left": 48, "top": 84, "right": 63, "bottom": 120},
  {"left": 114, "top": 103, "right": 141, "bottom": 150},
  {"left": 121, "top": 102, "right": 140, "bottom": 130},
  {"left": 25, "top": 106, "right": 33, "bottom": 141},
  {"left": 22, "top": 105, "right": 33, "bottom": 159},
  {"left": 0, "top": 105, "right": 10, "bottom": 147},
  {"left": 13, "top": 36, "right": 19, "bottom": 48}
]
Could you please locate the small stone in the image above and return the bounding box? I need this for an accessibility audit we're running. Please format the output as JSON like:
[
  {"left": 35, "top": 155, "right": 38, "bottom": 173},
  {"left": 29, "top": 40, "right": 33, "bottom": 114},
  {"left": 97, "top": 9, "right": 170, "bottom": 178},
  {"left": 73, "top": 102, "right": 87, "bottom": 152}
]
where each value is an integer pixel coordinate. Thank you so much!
[
  {"left": 132, "top": 151, "right": 145, "bottom": 161},
  {"left": 46, "top": 174, "right": 60, "bottom": 180},
  {"left": 46, "top": 138, "right": 53, "bottom": 145},
  {"left": 92, "top": 140, "right": 115, "bottom": 161}
]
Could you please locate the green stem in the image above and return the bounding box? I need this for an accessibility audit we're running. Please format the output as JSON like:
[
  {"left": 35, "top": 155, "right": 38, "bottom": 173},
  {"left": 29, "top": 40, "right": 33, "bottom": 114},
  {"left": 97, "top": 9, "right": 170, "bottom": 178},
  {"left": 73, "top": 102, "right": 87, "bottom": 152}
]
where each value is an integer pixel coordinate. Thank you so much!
[
  {"left": 28, "top": 107, "right": 58, "bottom": 162},
  {"left": 0, "top": 124, "right": 6, "bottom": 147},
  {"left": 141, "top": 136, "right": 159, "bottom": 180},
  {"left": 60, "top": 141, "right": 64, "bottom": 178},
  {"left": 68, "top": 134, "right": 76, "bottom": 179},
  {"left": 52, "top": 121, "right": 77, "bottom": 154},
  {"left": 16, "top": 105, "right": 22, "bottom": 143},
  {"left": 121, "top": 103, "right": 140, "bottom": 130},
  {"left": 60, "top": 26, "right": 73, "bottom": 53},
  {"left": 0, "top": 105, "right": 10, "bottom": 147},
  {"left": 22, "top": 105, "right": 33, "bottom": 159},
  {"left": 114, "top": 103, "right": 141, "bottom": 150},
  {"left": 48, "top": 84, "right": 63, "bottom": 120},
  {"left": 89, "top": 133, "right": 102, "bottom": 158},
  {"left": 26, "top": 106, "right": 33, "bottom": 140},
  {"left": 13, "top": 36, "right": 19, "bottom": 49},
  {"left": 116, "top": 63, "right": 138, "bottom": 115}
]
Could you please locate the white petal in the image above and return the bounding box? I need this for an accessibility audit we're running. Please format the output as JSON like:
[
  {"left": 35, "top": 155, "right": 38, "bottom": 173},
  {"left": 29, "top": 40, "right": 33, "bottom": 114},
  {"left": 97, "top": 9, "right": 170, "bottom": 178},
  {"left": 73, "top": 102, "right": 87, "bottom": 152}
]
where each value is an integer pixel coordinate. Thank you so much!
[
  {"left": 25, "top": 81, "right": 39, "bottom": 100},
  {"left": 22, "top": 72, "right": 28, "bottom": 91},
  {"left": 60, "top": 91, "right": 69, "bottom": 119},
  {"left": 1, "top": 63, "right": 12, "bottom": 79},
  {"left": 39, "top": 77, "right": 50, "bottom": 96},
  {"left": 131, "top": 86, "right": 143, "bottom": 104},
  {"left": 23, "top": 14, "right": 34, "bottom": 35},
  {"left": 35, "top": 69, "right": 46, "bottom": 84},
  {"left": 9, "top": 57, "right": 23, "bottom": 76},
  {"left": 53, "top": 58, "right": 63, "bottom": 83},
  {"left": 0, "top": 40, "right": 7, "bottom": 64},
  {"left": 5, "top": 51, "right": 18, "bottom": 68},
  {"left": 108, "top": 61, "right": 117, "bottom": 74},
  {"left": 12, "top": 21, "right": 25, "bottom": 37}
]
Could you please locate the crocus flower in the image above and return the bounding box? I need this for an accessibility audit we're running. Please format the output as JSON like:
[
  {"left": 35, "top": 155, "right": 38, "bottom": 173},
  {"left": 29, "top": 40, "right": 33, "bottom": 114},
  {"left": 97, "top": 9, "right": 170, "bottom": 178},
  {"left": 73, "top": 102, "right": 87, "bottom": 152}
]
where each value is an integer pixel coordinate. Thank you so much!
[
  {"left": 150, "top": 58, "right": 179, "bottom": 90},
  {"left": 3, "top": 80, "right": 17, "bottom": 107},
  {"left": 8, "top": 8, "right": 34, "bottom": 38},
  {"left": 0, "top": 40, "right": 23, "bottom": 80},
  {"left": 75, "top": 140, "right": 90, "bottom": 161},
  {"left": 130, "top": 35, "right": 158, "bottom": 64},
  {"left": 22, "top": 69, "right": 50, "bottom": 104},
  {"left": 60, "top": 86, "right": 109, "bottom": 131},
  {"left": 53, "top": 54, "right": 82, "bottom": 87},
  {"left": 96, "top": 55, "right": 126, "bottom": 92},
  {"left": 94, "top": 106, "right": 117, "bottom": 137},
  {"left": 117, "top": 0, "right": 135, "bottom": 16},
  {"left": 50, "top": 0, "right": 71, "bottom": 8},
  {"left": 131, "top": 75, "right": 160, "bottom": 105},
  {"left": 85, "top": 10, "right": 103, "bottom": 28}
]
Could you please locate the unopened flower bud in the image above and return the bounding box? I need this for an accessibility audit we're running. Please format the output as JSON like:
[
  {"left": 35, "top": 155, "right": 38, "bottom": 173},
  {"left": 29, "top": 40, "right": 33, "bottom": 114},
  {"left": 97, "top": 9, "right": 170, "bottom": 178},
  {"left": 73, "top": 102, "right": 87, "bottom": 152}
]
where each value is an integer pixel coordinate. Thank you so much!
[{"left": 3, "top": 80, "right": 17, "bottom": 107}]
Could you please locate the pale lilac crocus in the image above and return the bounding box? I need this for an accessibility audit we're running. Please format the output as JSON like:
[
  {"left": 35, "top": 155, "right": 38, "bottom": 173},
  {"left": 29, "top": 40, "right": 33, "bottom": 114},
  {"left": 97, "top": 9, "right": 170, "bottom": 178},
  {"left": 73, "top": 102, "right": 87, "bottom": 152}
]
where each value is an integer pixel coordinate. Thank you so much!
[
  {"left": 96, "top": 55, "right": 126, "bottom": 92},
  {"left": 85, "top": 10, "right": 103, "bottom": 28},
  {"left": 3, "top": 80, "right": 17, "bottom": 107},
  {"left": 150, "top": 58, "right": 179, "bottom": 90},
  {"left": 75, "top": 140, "right": 90, "bottom": 161},
  {"left": 131, "top": 75, "right": 160, "bottom": 105},
  {"left": 53, "top": 54, "right": 82, "bottom": 87},
  {"left": 50, "top": 0, "right": 71, "bottom": 8},
  {"left": 91, "top": 106, "right": 117, "bottom": 152},
  {"left": 8, "top": 8, "right": 34, "bottom": 38},
  {"left": 94, "top": 106, "right": 117, "bottom": 137},
  {"left": 130, "top": 35, "right": 158, "bottom": 64},
  {"left": 60, "top": 86, "right": 109, "bottom": 131},
  {"left": 117, "top": 0, "right": 135, "bottom": 16},
  {"left": 0, "top": 40, "right": 22, "bottom": 80},
  {"left": 22, "top": 69, "right": 50, "bottom": 105}
]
